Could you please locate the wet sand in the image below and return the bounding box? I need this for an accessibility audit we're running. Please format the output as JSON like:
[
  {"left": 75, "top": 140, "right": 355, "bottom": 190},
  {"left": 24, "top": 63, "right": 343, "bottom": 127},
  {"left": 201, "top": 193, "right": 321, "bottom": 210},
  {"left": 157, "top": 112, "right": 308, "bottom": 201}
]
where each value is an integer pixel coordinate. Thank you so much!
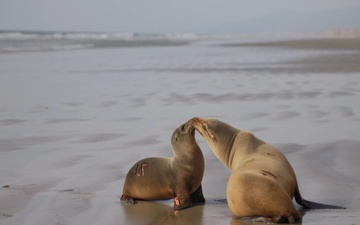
[{"left": 0, "top": 37, "right": 360, "bottom": 225}]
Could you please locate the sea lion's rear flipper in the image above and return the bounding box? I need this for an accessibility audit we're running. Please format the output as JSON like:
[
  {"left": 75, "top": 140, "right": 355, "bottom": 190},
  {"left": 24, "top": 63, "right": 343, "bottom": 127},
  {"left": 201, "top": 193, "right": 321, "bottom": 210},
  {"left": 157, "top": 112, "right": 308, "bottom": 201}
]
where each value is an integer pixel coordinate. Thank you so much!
[
  {"left": 190, "top": 184, "right": 205, "bottom": 204},
  {"left": 120, "top": 194, "right": 135, "bottom": 205},
  {"left": 297, "top": 198, "right": 346, "bottom": 209},
  {"left": 294, "top": 186, "right": 346, "bottom": 209}
]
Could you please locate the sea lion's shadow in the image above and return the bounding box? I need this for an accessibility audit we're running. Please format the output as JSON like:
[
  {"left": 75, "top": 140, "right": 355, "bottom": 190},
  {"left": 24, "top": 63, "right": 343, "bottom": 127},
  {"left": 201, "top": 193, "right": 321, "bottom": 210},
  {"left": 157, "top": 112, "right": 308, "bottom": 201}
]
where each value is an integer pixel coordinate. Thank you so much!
[
  {"left": 230, "top": 207, "right": 307, "bottom": 225},
  {"left": 217, "top": 198, "right": 307, "bottom": 225},
  {"left": 121, "top": 200, "right": 204, "bottom": 225},
  {"left": 121, "top": 199, "right": 308, "bottom": 225}
]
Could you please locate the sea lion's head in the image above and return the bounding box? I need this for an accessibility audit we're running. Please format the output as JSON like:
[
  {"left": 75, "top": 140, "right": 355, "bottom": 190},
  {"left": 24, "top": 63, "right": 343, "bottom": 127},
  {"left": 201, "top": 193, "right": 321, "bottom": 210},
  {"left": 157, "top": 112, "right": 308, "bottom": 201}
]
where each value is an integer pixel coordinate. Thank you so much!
[
  {"left": 171, "top": 119, "right": 196, "bottom": 147},
  {"left": 191, "top": 117, "right": 238, "bottom": 165}
]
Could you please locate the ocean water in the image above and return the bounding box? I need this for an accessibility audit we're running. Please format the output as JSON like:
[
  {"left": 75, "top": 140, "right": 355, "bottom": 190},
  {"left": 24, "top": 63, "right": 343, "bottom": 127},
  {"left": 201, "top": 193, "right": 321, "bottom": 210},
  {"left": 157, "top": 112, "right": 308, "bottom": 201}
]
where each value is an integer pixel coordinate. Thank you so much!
[
  {"left": 0, "top": 31, "right": 360, "bottom": 225},
  {"left": 0, "top": 30, "right": 198, "bottom": 53}
]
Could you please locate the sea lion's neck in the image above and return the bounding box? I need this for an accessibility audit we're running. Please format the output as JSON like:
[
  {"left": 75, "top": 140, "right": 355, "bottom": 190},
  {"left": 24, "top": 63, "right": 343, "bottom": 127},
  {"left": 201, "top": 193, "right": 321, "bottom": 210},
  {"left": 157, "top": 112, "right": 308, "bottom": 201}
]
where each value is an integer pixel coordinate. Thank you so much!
[
  {"left": 172, "top": 140, "right": 204, "bottom": 168},
  {"left": 226, "top": 131, "right": 262, "bottom": 171},
  {"left": 210, "top": 129, "right": 238, "bottom": 170}
]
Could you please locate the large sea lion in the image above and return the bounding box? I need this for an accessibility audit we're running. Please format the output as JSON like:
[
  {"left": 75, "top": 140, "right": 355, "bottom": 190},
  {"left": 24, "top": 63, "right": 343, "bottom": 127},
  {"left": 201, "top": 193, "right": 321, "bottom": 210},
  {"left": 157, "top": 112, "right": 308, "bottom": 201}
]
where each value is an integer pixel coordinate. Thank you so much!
[
  {"left": 191, "top": 117, "right": 344, "bottom": 223},
  {"left": 120, "top": 120, "right": 205, "bottom": 210}
]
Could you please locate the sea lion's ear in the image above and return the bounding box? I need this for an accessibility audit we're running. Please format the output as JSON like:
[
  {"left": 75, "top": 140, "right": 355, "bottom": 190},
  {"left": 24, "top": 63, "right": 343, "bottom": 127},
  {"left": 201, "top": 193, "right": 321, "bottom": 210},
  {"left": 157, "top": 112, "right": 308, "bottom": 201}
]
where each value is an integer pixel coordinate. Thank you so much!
[{"left": 203, "top": 123, "right": 215, "bottom": 140}]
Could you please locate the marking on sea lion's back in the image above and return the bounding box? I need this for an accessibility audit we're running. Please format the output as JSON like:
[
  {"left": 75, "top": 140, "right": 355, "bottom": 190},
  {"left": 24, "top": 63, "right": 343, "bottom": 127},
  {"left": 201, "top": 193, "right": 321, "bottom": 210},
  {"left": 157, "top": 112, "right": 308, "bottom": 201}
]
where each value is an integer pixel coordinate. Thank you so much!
[
  {"left": 261, "top": 170, "right": 277, "bottom": 179},
  {"left": 141, "top": 163, "right": 148, "bottom": 176}
]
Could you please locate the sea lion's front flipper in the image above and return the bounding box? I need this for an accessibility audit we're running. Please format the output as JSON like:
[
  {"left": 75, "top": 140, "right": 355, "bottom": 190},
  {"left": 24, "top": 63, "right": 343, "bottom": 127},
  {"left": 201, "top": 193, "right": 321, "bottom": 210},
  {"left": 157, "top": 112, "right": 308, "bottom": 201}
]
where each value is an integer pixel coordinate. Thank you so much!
[
  {"left": 173, "top": 195, "right": 192, "bottom": 210},
  {"left": 173, "top": 184, "right": 205, "bottom": 210},
  {"left": 190, "top": 184, "right": 205, "bottom": 204}
]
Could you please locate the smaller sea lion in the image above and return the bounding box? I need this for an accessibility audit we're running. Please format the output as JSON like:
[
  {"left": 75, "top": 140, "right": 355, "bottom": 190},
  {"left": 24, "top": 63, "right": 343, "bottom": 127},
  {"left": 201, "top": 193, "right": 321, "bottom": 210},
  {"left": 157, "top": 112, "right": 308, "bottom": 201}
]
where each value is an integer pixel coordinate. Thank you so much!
[{"left": 120, "top": 120, "right": 205, "bottom": 210}]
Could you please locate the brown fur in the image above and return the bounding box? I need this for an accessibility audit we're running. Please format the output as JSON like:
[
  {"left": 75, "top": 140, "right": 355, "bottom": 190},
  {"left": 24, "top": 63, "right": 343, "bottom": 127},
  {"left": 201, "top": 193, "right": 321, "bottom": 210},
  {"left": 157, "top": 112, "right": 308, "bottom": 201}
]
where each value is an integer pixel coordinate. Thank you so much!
[
  {"left": 192, "top": 117, "right": 303, "bottom": 223},
  {"left": 121, "top": 120, "right": 205, "bottom": 210}
]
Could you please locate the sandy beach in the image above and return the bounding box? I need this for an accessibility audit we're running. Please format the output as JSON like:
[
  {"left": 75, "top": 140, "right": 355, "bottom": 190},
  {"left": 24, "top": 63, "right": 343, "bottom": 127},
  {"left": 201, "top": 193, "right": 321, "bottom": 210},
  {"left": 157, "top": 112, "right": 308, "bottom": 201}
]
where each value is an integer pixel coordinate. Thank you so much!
[{"left": 0, "top": 36, "right": 360, "bottom": 225}]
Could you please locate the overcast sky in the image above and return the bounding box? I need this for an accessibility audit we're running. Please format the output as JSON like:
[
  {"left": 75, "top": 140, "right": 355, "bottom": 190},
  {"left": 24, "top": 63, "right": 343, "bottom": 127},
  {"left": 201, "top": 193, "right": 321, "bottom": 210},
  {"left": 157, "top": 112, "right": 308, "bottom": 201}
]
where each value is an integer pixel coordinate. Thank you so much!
[{"left": 1, "top": 0, "right": 360, "bottom": 33}]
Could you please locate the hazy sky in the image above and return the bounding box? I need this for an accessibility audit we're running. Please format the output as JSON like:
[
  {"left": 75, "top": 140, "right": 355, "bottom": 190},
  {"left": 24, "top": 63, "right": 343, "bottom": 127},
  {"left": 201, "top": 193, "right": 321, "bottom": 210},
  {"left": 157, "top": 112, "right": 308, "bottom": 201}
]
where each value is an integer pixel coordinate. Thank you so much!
[{"left": 1, "top": 0, "right": 360, "bottom": 33}]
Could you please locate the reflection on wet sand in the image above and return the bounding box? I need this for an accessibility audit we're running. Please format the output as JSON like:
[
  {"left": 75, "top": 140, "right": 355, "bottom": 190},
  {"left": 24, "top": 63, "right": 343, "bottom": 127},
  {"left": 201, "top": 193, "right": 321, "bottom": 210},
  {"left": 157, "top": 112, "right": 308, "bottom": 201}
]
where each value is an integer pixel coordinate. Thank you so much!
[
  {"left": 122, "top": 201, "right": 204, "bottom": 225},
  {"left": 230, "top": 209, "right": 309, "bottom": 225}
]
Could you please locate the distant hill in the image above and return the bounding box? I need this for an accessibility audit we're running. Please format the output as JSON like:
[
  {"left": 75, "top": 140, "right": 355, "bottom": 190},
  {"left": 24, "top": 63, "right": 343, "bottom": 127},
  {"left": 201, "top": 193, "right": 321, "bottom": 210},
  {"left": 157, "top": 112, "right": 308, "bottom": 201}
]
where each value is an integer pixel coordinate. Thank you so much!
[{"left": 203, "top": 7, "right": 360, "bottom": 35}]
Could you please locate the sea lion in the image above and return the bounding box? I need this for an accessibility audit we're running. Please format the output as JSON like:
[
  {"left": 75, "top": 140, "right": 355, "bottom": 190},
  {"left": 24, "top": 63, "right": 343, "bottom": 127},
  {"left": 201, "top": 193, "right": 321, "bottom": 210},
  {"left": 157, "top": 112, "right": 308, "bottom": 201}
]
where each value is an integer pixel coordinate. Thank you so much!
[
  {"left": 120, "top": 120, "right": 205, "bottom": 210},
  {"left": 191, "top": 117, "right": 344, "bottom": 223}
]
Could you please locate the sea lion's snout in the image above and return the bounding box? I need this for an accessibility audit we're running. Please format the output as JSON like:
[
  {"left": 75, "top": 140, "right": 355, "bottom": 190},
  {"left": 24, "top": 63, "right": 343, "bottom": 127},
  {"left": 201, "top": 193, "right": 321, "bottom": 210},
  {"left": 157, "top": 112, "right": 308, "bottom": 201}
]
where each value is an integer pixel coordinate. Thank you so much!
[
  {"left": 191, "top": 117, "right": 203, "bottom": 128},
  {"left": 191, "top": 117, "right": 202, "bottom": 134},
  {"left": 182, "top": 119, "right": 195, "bottom": 134},
  {"left": 191, "top": 117, "right": 215, "bottom": 140}
]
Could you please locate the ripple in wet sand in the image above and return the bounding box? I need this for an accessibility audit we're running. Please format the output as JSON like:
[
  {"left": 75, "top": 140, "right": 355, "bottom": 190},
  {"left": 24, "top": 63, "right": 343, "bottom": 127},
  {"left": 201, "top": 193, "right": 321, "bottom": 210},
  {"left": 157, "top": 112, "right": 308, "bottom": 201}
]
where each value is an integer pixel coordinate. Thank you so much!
[
  {"left": 121, "top": 135, "right": 161, "bottom": 148},
  {"left": 241, "top": 112, "right": 269, "bottom": 120},
  {"left": 95, "top": 100, "right": 118, "bottom": 108},
  {"left": 273, "top": 111, "right": 301, "bottom": 121},
  {"left": 0, "top": 136, "right": 68, "bottom": 152},
  {"left": 63, "top": 102, "right": 83, "bottom": 107},
  {"left": 46, "top": 118, "right": 93, "bottom": 124},
  {"left": 130, "top": 98, "right": 147, "bottom": 107},
  {"left": 306, "top": 110, "right": 327, "bottom": 119},
  {"left": 0, "top": 119, "right": 26, "bottom": 126},
  {"left": 115, "top": 117, "right": 142, "bottom": 122},
  {"left": 76, "top": 133, "right": 125, "bottom": 143},
  {"left": 335, "top": 106, "right": 354, "bottom": 117}
]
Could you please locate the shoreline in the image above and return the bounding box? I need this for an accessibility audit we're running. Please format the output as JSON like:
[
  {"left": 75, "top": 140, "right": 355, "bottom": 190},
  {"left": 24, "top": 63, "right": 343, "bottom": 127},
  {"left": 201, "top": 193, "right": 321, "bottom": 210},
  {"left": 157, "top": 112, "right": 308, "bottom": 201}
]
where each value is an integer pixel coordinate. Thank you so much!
[
  {"left": 220, "top": 37, "right": 360, "bottom": 50},
  {"left": 3, "top": 34, "right": 360, "bottom": 54}
]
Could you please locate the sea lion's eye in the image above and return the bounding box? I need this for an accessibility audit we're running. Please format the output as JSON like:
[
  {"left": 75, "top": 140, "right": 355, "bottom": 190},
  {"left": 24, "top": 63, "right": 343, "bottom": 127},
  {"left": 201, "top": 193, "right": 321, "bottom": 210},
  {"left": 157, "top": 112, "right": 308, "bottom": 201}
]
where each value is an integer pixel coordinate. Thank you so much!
[{"left": 181, "top": 125, "right": 185, "bottom": 131}]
